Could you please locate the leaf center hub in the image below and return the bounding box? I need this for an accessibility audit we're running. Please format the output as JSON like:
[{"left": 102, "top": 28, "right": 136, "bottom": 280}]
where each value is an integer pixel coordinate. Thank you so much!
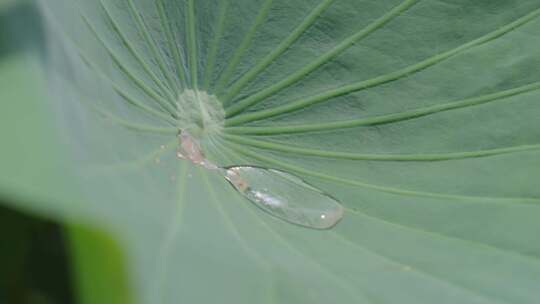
[{"left": 176, "top": 89, "right": 224, "bottom": 138}]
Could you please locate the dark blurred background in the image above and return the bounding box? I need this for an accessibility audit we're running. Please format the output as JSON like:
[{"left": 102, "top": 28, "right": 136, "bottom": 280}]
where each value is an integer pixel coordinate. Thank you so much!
[{"left": 0, "top": 205, "right": 74, "bottom": 304}]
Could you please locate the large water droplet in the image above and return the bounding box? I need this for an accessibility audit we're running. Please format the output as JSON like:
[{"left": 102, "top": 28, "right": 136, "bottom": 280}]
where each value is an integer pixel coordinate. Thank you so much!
[
  {"left": 223, "top": 166, "right": 344, "bottom": 229},
  {"left": 176, "top": 130, "right": 344, "bottom": 229}
]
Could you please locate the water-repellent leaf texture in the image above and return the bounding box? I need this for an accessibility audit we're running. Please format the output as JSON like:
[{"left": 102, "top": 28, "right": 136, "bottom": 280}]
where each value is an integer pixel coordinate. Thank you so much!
[{"left": 3, "top": 0, "right": 540, "bottom": 303}]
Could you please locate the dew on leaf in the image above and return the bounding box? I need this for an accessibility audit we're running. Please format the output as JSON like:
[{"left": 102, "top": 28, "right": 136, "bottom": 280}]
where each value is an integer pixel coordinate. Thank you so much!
[
  {"left": 177, "top": 130, "right": 344, "bottom": 229},
  {"left": 224, "top": 166, "right": 344, "bottom": 230}
]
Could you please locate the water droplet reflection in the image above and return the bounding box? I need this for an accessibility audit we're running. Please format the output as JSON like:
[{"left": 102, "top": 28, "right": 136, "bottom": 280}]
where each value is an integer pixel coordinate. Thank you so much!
[
  {"left": 224, "top": 166, "right": 344, "bottom": 229},
  {"left": 176, "top": 131, "right": 344, "bottom": 229}
]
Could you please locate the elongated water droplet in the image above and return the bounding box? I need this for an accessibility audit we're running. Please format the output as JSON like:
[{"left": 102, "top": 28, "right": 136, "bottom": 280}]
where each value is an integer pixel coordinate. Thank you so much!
[
  {"left": 176, "top": 130, "right": 344, "bottom": 229},
  {"left": 224, "top": 166, "right": 344, "bottom": 229}
]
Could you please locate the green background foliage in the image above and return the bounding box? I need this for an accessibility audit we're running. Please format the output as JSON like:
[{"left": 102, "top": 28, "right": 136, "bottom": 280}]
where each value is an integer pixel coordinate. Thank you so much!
[{"left": 1, "top": 0, "right": 540, "bottom": 303}]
